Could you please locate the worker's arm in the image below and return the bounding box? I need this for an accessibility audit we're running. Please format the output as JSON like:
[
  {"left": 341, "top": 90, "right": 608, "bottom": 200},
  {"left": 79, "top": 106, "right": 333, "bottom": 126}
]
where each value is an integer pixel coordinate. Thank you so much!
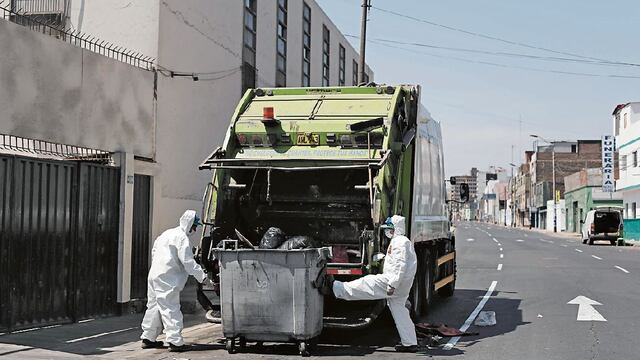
[
  {"left": 178, "top": 235, "right": 207, "bottom": 283},
  {"left": 386, "top": 238, "right": 409, "bottom": 293}
]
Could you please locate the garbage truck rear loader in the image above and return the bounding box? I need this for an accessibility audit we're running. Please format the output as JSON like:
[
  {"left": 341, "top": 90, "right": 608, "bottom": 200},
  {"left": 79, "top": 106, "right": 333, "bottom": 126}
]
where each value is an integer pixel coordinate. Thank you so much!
[{"left": 198, "top": 84, "right": 455, "bottom": 327}]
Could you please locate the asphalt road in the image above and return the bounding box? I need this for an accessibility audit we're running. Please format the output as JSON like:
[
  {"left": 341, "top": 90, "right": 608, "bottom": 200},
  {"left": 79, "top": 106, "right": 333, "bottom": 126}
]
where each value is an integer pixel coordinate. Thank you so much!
[{"left": 2, "top": 222, "right": 639, "bottom": 359}]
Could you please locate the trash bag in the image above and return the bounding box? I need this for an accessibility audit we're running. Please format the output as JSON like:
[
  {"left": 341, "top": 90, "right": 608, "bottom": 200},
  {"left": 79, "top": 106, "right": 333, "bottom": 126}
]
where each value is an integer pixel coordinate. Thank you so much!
[
  {"left": 278, "top": 235, "right": 318, "bottom": 250},
  {"left": 259, "top": 227, "right": 287, "bottom": 249}
]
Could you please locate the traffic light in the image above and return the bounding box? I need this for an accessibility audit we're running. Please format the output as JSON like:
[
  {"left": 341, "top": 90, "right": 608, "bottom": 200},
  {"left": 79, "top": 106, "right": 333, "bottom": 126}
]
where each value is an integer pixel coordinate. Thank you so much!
[{"left": 460, "top": 183, "right": 470, "bottom": 202}]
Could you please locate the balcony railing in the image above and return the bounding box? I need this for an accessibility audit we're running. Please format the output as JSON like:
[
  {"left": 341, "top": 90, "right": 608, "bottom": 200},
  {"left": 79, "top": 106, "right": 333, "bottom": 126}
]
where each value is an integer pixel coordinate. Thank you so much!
[{"left": 11, "top": 0, "right": 66, "bottom": 14}]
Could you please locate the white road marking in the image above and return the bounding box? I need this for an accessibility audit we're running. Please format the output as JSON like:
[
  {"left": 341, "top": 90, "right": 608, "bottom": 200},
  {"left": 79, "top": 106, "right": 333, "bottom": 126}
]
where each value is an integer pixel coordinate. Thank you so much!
[
  {"left": 499, "top": 247, "right": 503, "bottom": 251},
  {"left": 66, "top": 327, "right": 137, "bottom": 343},
  {"left": 492, "top": 238, "right": 498, "bottom": 243},
  {"left": 516, "top": 239, "right": 524, "bottom": 242},
  {"left": 497, "top": 264, "right": 503, "bottom": 271},
  {"left": 497, "top": 243, "right": 501, "bottom": 246},
  {"left": 444, "top": 281, "right": 498, "bottom": 350},
  {"left": 500, "top": 254, "right": 504, "bottom": 258},
  {"left": 562, "top": 244, "right": 568, "bottom": 247},
  {"left": 575, "top": 249, "right": 583, "bottom": 253},
  {"left": 466, "top": 238, "right": 475, "bottom": 242},
  {"left": 591, "top": 255, "right": 602, "bottom": 260},
  {"left": 567, "top": 296, "right": 607, "bottom": 322},
  {"left": 615, "top": 266, "right": 630, "bottom": 274},
  {"left": 78, "top": 319, "right": 95, "bottom": 323}
]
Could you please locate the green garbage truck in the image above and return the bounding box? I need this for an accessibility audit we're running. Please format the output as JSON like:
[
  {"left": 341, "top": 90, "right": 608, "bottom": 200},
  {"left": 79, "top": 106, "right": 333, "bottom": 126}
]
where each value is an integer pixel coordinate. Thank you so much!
[{"left": 197, "top": 84, "right": 456, "bottom": 327}]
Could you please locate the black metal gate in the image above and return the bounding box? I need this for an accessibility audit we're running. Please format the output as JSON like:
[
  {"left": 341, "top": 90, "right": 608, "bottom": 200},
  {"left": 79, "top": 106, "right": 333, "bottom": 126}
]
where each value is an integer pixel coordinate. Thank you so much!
[
  {"left": 130, "top": 174, "right": 151, "bottom": 299},
  {"left": 0, "top": 155, "right": 120, "bottom": 331}
]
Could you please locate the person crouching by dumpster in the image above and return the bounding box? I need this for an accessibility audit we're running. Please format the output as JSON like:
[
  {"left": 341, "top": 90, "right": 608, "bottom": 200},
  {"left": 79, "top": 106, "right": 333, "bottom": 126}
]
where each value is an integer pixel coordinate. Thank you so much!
[
  {"left": 326, "top": 215, "right": 419, "bottom": 352},
  {"left": 140, "top": 210, "right": 208, "bottom": 352}
]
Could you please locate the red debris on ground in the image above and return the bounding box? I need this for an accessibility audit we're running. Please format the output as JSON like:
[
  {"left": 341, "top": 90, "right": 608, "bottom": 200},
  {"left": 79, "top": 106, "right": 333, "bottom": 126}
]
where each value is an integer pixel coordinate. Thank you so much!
[{"left": 415, "top": 323, "right": 479, "bottom": 337}]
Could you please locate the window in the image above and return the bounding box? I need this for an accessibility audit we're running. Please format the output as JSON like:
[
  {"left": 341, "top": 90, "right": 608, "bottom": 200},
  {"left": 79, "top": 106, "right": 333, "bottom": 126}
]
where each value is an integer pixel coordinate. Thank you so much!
[
  {"left": 338, "top": 44, "right": 345, "bottom": 86},
  {"left": 302, "top": 3, "right": 311, "bottom": 86},
  {"left": 352, "top": 59, "right": 358, "bottom": 85},
  {"left": 633, "top": 203, "right": 637, "bottom": 219},
  {"left": 571, "top": 144, "right": 577, "bottom": 153},
  {"left": 322, "top": 25, "right": 330, "bottom": 86},
  {"left": 615, "top": 113, "right": 620, "bottom": 136},
  {"left": 634, "top": 151, "right": 638, "bottom": 168},
  {"left": 275, "top": 0, "right": 287, "bottom": 87},
  {"left": 624, "top": 113, "right": 628, "bottom": 128},
  {"left": 621, "top": 155, "right": 627, "bottom": 170},
  {"left": 625, "top": 203, "right": 629, "bottom": 218},
  {"left": 242, "top": 0, "right": 257, "bottom": 94}
]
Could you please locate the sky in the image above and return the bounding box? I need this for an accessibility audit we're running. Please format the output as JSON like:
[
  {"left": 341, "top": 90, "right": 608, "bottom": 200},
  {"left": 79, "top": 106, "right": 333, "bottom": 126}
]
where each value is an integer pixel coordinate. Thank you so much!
[{"left": 316, "top": 0, "right": 640, "bottom": 176}]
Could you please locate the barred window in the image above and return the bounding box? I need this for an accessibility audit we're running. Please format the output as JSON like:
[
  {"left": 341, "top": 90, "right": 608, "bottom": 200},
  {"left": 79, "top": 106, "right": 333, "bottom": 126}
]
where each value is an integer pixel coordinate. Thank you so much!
[
  {"left": 275, "top": 0, "right": 287, "bottom": 87},
  {"left": 352, "top": 59, "right": 358, "bottom": 86},
  {"left": 242, "top": 0, "right": 257, "bottom": 93},
  {"left": 322, "top": 25, "right": 330, "bottom": 86},
  {"left": 338, "top": 44, "right": 345, "bottom": 86},
  {"left": 302, "top": 3, "right": 311, "bottom": 86}
]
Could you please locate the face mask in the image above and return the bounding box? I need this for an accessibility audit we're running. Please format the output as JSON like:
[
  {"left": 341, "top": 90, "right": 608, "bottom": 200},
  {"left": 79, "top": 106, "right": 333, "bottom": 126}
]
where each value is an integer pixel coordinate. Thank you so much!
[{"left": 384, "top": 228, "right": 394, "bottom": 239}]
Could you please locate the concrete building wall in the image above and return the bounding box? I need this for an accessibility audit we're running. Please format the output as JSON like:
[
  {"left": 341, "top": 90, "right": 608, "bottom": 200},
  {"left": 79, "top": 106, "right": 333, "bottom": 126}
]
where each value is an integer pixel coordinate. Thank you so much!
[
  {"left": 0, "top": 19, "right": 155, "bottom": 158},
  {"left": 67, "top": 0, "right": 160, "bottom": 58}
]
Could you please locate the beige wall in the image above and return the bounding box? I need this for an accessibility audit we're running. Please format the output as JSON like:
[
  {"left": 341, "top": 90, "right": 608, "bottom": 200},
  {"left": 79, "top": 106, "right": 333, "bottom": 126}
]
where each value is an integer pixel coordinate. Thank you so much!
[{"left": 0, "top": 19, "right": 155, "bottom": 158}]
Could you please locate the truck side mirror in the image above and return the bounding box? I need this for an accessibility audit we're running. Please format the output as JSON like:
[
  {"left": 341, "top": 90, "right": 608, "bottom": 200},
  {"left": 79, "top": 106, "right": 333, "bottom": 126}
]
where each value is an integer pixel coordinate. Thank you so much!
[
  {"left": 449, "top": 176, "right": 457, "bottom": 185},
  {"left": 460, "top": 183, "right": 470, "bottom": 202}
]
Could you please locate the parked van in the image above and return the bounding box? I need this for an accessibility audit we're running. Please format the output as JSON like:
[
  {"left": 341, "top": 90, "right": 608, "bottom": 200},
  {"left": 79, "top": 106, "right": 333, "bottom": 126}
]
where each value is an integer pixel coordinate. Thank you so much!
[{"left": 581, "top": 207, "right": 623, "bottom": 245}]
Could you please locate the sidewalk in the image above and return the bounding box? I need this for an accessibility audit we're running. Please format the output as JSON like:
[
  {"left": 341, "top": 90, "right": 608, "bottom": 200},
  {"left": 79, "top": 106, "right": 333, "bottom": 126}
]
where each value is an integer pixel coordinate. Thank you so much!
[{"left": 0, "top": 312, "right": 227, "bottom": 360}]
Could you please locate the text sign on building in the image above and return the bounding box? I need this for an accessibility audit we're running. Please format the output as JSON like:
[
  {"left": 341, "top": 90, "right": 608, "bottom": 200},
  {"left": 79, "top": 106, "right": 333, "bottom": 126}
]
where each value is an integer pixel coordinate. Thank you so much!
[{"left": 602, "top": 135, "right": 614, "bottom": 192}]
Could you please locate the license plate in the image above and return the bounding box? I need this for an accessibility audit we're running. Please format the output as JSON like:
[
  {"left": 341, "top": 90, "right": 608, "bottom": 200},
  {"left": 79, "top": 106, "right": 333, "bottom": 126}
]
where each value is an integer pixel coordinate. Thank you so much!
[{"left": 296, "top": 133, "right": 320, "bottom": 145}]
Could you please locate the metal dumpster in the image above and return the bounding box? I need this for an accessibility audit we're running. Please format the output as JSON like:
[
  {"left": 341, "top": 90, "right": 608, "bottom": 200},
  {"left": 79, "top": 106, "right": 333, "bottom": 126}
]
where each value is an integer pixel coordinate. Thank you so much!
[{"left": 216, "top": 246, "right": 329, "bottom": 356}]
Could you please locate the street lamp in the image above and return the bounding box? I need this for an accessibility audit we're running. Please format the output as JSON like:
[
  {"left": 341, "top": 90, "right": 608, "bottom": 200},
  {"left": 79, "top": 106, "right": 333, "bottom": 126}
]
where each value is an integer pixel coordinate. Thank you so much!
[
  {"left": 509, "top": 162, "right": 517, "bottom": 227},
  {"left": 530, "top": 134, "right": 557, "bottom": 233}
]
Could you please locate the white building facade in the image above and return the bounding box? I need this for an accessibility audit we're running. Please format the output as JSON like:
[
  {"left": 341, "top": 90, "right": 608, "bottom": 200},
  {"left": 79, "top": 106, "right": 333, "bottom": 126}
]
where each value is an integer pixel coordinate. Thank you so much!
[
  {"left": 1, "top": 0, "right": 373, "bottom": 310},
  {"left": 613, "top": 102, "right": 640, "bottom": 240}
]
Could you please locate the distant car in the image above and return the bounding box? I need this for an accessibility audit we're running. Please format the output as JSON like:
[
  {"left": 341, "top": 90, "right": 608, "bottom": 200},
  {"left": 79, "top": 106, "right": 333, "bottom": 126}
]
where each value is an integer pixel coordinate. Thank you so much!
[{"left": 581, "top": 207, "right": 623, "bottom": 245}]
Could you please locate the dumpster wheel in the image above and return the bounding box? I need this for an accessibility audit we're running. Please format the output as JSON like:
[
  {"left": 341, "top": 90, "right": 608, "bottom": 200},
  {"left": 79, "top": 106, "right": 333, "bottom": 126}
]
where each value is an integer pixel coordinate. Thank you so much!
[
  {"left": 299, "top": 341, "right": 310, "bottom": 357},
  {"left": 225, "top": 338, "right": 235, "bottom": 354}
]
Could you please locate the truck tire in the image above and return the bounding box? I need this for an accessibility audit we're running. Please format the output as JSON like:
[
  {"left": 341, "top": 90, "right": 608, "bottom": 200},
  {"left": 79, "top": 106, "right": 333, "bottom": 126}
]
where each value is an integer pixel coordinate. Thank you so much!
[
  {"left": 409, "top": 247, "right": 425, "bottom": 320},
  {"left": 588, "top": 238, "right": 594, "bottom": 245},
  {"left": 421, "top": 248, "right": 435, "bottom": 314}
]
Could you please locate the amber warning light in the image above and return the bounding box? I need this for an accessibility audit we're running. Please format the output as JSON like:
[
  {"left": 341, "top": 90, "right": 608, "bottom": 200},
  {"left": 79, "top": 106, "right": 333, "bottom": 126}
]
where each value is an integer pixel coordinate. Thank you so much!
[
  {"left": 263, "top": 107, "right": 275, "bottom": 119},
  {"left": 261, "top": 107, "right": 279, "bottom": 126}
]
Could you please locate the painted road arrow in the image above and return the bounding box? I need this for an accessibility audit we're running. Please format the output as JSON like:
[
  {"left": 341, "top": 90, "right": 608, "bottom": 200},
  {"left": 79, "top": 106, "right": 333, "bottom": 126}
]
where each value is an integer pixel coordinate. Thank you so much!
[{"left": 567, "top": 296, "right": 607, "bottom": 322}]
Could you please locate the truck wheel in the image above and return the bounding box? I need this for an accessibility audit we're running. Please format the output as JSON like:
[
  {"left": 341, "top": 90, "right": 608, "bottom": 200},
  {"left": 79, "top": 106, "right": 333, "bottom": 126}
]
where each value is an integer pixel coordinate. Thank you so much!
[
  {"left": 410, "top": 270, "right": 423, "bottom": 320},
  {"left": 582, "top": 238, "right": 587, "bottom": 244},
  {"left": 421, "top": 248, "right": 435, "bottom": 313},
  {"left": 588, "top": 238, "right": 594, "bottom": 245},
  {"left": 225, "top": 338, "right": 235, "bottom": 354},
  {"left": 610, "top": 240, "right": 616, "bottom": 246},
  {"left": 299, "top": 341, "right": 310, "bottom": 357}
]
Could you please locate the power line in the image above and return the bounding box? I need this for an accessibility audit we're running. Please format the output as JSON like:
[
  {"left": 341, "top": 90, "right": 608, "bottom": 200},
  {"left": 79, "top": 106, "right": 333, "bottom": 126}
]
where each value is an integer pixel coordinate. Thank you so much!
[
  {"left": 371, "top": 5, "right": 640, "bottom": 67},
  {"left": 363, "top": 38, "right": 640, "bottom": 79},
  {"left": 366, "top": 37, "right": 640, "bottom": 69}
]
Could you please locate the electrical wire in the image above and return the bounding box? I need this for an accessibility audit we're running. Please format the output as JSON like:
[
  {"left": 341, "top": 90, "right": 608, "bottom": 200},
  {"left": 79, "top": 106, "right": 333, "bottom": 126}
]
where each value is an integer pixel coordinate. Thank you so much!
[
  {"left": 371, "top": 5, "right": 640, "bottom": 67},
  {"left": 364, "top": 38, "right": 640, "bottom": 79}
]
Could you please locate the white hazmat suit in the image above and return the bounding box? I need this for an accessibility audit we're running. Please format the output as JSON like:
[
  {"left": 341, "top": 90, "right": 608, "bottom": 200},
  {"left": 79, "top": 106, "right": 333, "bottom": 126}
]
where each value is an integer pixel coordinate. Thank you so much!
[
  {"left": 140, "top": 210, "right": 207, "bottom": 346},
  {"left": 333, "top": 215, "right": 418, "bottom": 346}
]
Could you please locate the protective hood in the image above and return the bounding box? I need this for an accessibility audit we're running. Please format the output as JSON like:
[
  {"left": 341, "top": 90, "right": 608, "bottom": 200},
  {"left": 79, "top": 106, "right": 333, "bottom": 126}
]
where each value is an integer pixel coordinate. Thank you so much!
[
  {"left": 179, "top": 210, "right": 197, "bottom": 233},
  {"left": 391, "top": 215, "right": 406, "bottom": 236}
]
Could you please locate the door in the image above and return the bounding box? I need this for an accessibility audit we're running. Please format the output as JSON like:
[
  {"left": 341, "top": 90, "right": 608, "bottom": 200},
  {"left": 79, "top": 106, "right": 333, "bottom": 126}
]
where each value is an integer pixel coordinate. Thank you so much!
[
  {"left": 0, "top": 156, "right": 77, "bottom": 331},
  {"left": 74, "top": 163, "right": 121, "bottom": 320},
  {"left": 130, "top": 174, "right": 152, "bottom": 299}
]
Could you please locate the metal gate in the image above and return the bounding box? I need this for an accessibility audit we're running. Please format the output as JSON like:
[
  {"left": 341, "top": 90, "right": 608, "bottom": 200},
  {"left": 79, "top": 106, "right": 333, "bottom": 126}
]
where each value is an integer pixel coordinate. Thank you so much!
[
  {"left": 130, "top": 174, "right": 151, "bottom": 299},
  {"left": 74, "top": 163, "right": 121, "bottom": 320},
  {"left": 0, "top": 155, "right": 120, "bottom": 331}
]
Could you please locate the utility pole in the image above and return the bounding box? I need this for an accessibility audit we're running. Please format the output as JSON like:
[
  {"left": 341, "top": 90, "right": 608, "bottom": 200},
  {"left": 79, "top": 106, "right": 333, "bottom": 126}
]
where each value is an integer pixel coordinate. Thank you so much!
[{"left": 358, "top": 0, "right": 370, "bottom": 84}]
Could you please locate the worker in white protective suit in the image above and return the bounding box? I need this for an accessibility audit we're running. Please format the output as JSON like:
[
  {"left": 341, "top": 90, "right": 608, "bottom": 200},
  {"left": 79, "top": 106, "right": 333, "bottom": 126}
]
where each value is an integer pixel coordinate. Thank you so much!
[
  {"left": 140, "top": 210, "right": 207, "bottom": 352},
  {"left": 330, "top": 215, "right": 419, "bottom": 352}
]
